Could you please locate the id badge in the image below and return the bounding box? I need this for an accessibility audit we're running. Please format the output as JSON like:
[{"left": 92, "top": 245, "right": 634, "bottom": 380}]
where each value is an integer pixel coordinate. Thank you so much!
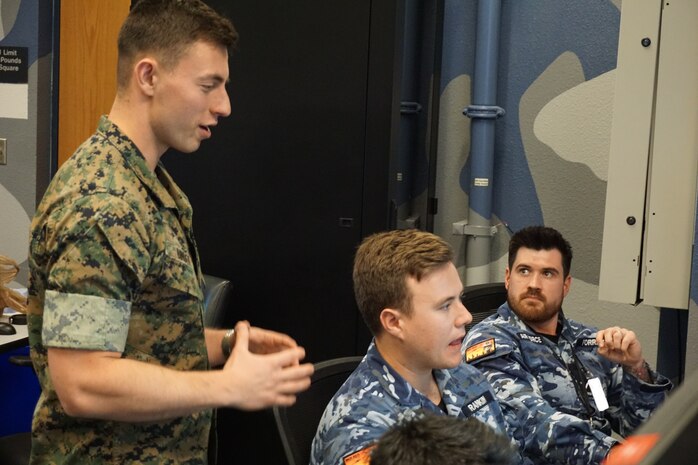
[{"left": 586, "top": 377, "right": 609, "bottom": 412}]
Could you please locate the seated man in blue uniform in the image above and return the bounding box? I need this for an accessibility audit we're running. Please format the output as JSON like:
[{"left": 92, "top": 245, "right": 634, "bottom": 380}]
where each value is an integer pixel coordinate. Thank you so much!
[
  {"left": 464, "top": 226, "right": 672, "bottom": 465},
  {"left": 310, "top": 229, "right": 512, "bottom": 465}
]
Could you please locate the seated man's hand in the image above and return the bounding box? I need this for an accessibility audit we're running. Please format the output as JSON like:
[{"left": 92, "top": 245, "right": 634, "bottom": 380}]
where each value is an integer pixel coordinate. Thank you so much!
[{"left": 596, "top": 326, "right": 649, "bottom": 380}]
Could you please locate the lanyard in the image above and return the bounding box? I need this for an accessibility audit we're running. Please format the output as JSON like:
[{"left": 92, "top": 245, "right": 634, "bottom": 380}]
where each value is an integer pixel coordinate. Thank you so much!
[{"left": 548, "top": 335, "right": 597, "bottom": 418}]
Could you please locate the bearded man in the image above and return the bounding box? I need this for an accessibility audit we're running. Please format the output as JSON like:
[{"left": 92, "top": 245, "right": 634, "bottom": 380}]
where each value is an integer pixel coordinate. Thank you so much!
[{"left": 464, "top": 226, "right": 671, "bottom": 465}]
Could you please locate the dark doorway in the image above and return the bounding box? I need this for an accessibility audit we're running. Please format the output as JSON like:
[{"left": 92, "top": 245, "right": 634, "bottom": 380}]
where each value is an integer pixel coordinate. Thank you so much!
[
  {"left": 161, "top": 1, "right": 405, "bottom": 463},
  {"left": 163, "top": 0, "right": 407, "bottom": 362}
]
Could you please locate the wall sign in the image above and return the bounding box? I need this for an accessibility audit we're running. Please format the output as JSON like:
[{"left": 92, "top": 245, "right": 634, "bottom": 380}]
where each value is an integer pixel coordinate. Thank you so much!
[
  {"left": 0, "top": 46, "right": 28, "bottom": 84},
  {"left": 0, "top": 46, "right": 29, "bottom": 119}
]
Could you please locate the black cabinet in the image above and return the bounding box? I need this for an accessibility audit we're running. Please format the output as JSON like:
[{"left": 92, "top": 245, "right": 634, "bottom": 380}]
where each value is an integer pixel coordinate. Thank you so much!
[
  {"left": 162, "top": 1, "right": 401, "bottom": 463},
  {"left": 164, "top": 0, "right": 405, "bottom": 363}
]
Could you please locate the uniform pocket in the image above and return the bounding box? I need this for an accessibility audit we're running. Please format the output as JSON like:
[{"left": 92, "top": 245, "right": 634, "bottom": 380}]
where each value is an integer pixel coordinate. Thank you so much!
[{"left": 159, "top": 240, "right": 203, "bottom": 301}]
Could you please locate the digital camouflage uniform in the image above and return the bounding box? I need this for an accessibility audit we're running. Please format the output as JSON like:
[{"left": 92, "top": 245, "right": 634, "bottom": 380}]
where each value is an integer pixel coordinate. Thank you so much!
[
  {"left": 464, "top": 303, "right": 671, "bottom": 465},
  {"left": 27, "top": 116, "right": 210, "bottom": 464},
  {"left": 309, "top": 341, "right": 514, "bottom": 465}
]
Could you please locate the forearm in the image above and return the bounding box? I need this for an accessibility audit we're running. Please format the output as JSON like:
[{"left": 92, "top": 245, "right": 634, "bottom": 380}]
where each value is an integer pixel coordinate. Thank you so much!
[
  {"left": 480, "top": 362, "right": 617, "bottom": 465},
  {"left": 624, "top": 360, "right": 651, "bottom": 383},
  {"left": 48, "top": 330, "right": 313, "bottom": 422},
  {"left": 49, "top": 349, "right": 229, "bottom": 422},
  {"left": 501, "top": 389, "right": 616, "bottom": 464},
  {"left": 515, "top": 403, "right": 616, "bottom": 464},
  {"left": 610, "top": 363, "right": 672, "bottom": 434}
]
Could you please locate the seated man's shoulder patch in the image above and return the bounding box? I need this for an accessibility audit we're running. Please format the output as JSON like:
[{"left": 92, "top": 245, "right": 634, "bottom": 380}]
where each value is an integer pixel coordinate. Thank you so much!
[
  {"left": 343, "top": 444, "right": 375, "bottom": 465},
  {"left": 465, "top": 338, "right": 497, "bottom": 363}
]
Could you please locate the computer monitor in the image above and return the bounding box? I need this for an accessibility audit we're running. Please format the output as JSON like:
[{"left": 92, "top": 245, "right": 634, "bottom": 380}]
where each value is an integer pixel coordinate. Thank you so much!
[{"left": 604, "top": 366, "right": 698, "bottom": 465}]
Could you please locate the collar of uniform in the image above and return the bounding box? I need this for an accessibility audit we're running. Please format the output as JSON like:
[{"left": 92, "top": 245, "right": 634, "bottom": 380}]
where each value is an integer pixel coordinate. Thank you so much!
[
  {"left": 497, "top": 302, "right": 531, "bottom": 333},
  {"left": 154, "top": 162, "right": 194, "bottom": 230},
  {"left": 97, "top": 115, "right": 178, "bottom": 210},
  {"left": 366, "top": 340, "right": 459, "bottom": 412},
  {"left": 557, "top": 311, "right": 588, "bottom": 341}
]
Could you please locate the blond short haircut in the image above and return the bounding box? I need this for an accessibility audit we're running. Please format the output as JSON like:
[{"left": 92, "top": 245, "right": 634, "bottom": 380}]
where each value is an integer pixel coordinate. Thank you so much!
[{"left": 353, "top": 230, "right": 453, "bottom": 336}]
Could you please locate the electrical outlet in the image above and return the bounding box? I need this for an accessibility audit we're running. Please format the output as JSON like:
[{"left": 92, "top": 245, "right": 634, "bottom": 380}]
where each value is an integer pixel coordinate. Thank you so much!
[{"left": 0, "top": 138, "right": 6, "bottom": 165}]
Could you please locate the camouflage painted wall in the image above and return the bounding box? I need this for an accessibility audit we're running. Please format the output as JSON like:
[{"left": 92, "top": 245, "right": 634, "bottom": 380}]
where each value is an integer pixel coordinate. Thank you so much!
[
  {"left": 434, "top": 0, "right": 697, "bottom": 373},
  {"left": 0, "top": 0, "right": 695, "bottom": 373},
  {"left": 0, "top": 0, "right": 53, "bottom": 287}
]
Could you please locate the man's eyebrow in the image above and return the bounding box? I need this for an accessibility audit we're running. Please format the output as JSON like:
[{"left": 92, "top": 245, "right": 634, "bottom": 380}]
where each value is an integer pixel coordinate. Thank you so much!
[
  {"left": 437, "top": 292, "right": 462, "bottom": 307},
  {"left": 200, "top": 74, "right": 228, "bottom": 84}
]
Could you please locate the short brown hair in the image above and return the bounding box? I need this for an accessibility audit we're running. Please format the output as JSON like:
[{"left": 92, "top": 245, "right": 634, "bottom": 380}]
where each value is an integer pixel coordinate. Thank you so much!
[
  {"left": 353, "top": 230, "right": 453, "bottom": 336},
  {"left": 117, "top": 0, "right": 238, "bottom": 89},
  {"left": 508, "top": 226, "right": 573, "bottom": 277}
]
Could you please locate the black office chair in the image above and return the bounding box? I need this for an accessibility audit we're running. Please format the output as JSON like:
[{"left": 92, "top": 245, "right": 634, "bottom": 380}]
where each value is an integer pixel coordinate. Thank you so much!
[
  {"left": 0, "top": 273, "right": 233, "bottom": 465},
  {"left": 202, "top": 273, "right": 233, "bottom": 328},
  {"left": 273, "top": 356, "right": 363, "bottom": 465},
  {"left": 461, "top": 282, "right": 506, "bottom": 330}
]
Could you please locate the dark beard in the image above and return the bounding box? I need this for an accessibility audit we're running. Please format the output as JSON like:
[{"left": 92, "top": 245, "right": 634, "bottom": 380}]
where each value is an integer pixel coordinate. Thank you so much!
[{"left": 508, "top": 291, "right": 559, "bottom": 324}]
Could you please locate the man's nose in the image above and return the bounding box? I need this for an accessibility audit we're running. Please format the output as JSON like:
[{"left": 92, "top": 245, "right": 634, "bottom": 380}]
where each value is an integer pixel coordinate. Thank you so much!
[
  {"left": 213, "top": 88, "right": 231, "bottom": 117},
  {"left": 528, "top": 272, "right": 542, "bottom": 289},
  {"left": 456, "top": 299, "right": 473, "bottom": 327}
]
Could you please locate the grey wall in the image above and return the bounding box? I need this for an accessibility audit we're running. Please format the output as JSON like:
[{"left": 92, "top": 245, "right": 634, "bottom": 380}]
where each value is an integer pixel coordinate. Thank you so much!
[
  {"left": 1, "top": 0, "right": 695, "bottom": 375},
  {"left": 433, "top": 0, "right": 698, "bottom": 372},
  {"left": 0, "top": 0, "right": 53, "bottom": 287}
]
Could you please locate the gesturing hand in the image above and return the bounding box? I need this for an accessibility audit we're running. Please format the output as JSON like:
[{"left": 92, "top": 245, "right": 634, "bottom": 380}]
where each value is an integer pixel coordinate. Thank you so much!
[
  {"left": 247, "top": 325, "right": 299, "bottom": 355},
  {"left": 221, "top": 321, "right": 314, "bottom": 411},
  {"left": 596, "top": 326, "right": 645, "bottom": 375}
]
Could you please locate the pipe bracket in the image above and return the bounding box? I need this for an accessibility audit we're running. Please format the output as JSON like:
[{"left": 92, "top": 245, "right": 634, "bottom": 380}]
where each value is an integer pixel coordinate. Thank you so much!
[
  {"left": 452, "top": 220, "right": 497, "bottom": 237},
  {"left": 463, "top": 104, "right": 505, "bottom": 120},
  {"left": 400, "top": 101, "right": 423, "bottom": 115}
]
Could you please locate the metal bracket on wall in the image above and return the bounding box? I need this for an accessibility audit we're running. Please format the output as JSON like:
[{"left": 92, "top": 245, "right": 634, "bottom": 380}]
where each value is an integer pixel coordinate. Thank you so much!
[
  {"left": 462, "top": 104, "right": 505, "bottom": 120},
  {"left": 400, "top": 101, "right": 423, "bottom": 115},
  {"left": 398, "top": 215, "right": 421, "bottom": 230},
  {"left": 452, "top": 219, "right": 497, "bottom": 237}
]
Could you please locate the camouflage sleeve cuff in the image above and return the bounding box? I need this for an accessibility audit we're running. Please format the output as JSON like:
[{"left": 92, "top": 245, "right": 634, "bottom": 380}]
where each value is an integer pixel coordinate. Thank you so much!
[
  {"left": 623, "top": 365, "right": 672, "bottom": 392},
  {"left": 42, "top": 290, "right": 132, "bottom": 352},
  {"left": 594, "top": 434, "right": 619, "bottom": 464}
]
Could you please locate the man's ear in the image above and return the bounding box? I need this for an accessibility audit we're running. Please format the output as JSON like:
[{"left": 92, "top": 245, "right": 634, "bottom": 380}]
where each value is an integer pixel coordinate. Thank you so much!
[
  {"left": 133, "top": 58, "right": 158, "bottom": 97},
  {"left": 563, "top": 274, "right": 572, "bottom": 298},
  {"left": 504, "top": 267, "right": 511, "bottom": 290},
  {"left": 379, "top": 308, "right": 404, "bottom": 339}
]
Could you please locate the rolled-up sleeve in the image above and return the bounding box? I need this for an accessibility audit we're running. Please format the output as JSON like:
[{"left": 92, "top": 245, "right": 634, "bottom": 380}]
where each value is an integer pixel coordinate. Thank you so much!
[
  {"left": 41, "top": 195, "right": 150, "bottom": 352},
  {"left": 42, "top": 290, "right": 131, "bottom": 352}
]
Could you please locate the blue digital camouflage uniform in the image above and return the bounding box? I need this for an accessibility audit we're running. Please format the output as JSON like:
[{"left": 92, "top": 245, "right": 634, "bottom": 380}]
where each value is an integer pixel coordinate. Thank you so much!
[
  {"left": 309, "top": 341, "right": 513, "bottom": 465},
  {"left": 464, "top": 303, "right": 671, "bottom": 465},
  {"left": 27, "top": 116, "right": 210, "bottom": 464}
]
